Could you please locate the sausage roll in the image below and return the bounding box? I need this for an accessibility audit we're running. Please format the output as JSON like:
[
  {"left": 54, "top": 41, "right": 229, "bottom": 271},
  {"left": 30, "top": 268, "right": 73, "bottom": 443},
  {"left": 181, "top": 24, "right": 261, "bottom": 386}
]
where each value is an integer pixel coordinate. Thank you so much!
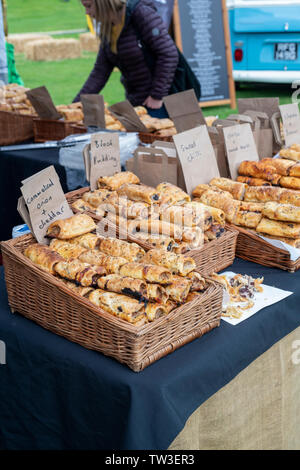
[
  {"left": 171, "top": 242, "right": 191, "bottom": 254},
  {"left": 209, "top": 177, "right": 247, "bottom": 201},
  {"left": 186, "top": 292, "right": 201, "bottom": 303},
  {"left": 192, "top": 184, "right": 232, "bottom": 199},
  {"left": 263, "top": 158, "right": 295, "bottom": 176},
  {"left": 104, "top": 193, "right": 150, "bottom": 219},
  {"left": 142, "top": 248, "right": 196, "bottom": 276},
  {"left": 82, "top": 189, "right": 113, "bottom": 207},
  {"left": 204, "top": 224, "right": 226, "bottom": 241},
  {"left": 145, "top": 303, "right": 167, "bottom": 322},
  {"left": 165, "top": 275, "right": 192, "bottom": 303},
  {"left": 78, "top": 250, "right": 128, "bottom": 274},
  {"left": 290, "top": 144, "right": 300, "bottom": 152},
  {"left": 232, "top": 211, "right": 262, "bottom": 229},
  {"left": 98, "top": 237, "right": 145, "bottom": 262},
  {"left": 256, "top": 218, "right": 300, "bottom": 239},
  {"left": 132, "top": 233, "right": 176, "bottom": 252},
  {"left": 46, "top": 214, "right": 97, "bottom": 240},
  {"left": 97, "top": 171, "right": 140, "bottom": 191},
  {"left": 262, "top": 202, "right": 300, "bottom": 223},
  {"left": 49, "top": 239, "right": 87, "bottom": 260},
  {"left": 164, "top": 300, "right": 178, "bottom": 314},
  {"left": 89, "top": 289, "right": 146, "bottom": 325},
  {"left": 289, "top": 164, "right": 300, "bottom": 178},
  {"left": 198, "top": 190, "right": 240, "bottom": 223},
  {"left": 119, "top": 263, "right": 172, "bottom": 284},
  {"left": 238, "top": 161, "right": 281, "bottom": 184},
  {"left": 117, "top": 183, "right": 160, "bottom": 204},
  {"left": 237, "top": 176, "right": 272, "bottom": 187},
  {"left": 279, "top": 189, "right": 300, "bottom": 207},
  {"left": 97, "top": 274, "right": 147, "bottom": 300},
  {"left": 60, "top": 279, "right": 94, "bottom": 298},
  {"left": 130, "top": 218, "right": 183, "bottom": 241},
  {"left": 244, "top": 186, "right": 283, "bottom": 203},
  {"left": 146, "top": 283, "right": 169, "bottom": 304},
  {"left": 24, "top": 243, "right": 64, "bottom": 274},
  {"left": 279, "top": 148, "right": 300, "bottom": 161},
  {"left": 54, "top": 260, "right": 106, "bottom": 286},
  {"left": 184, "top": 201, "right": 214, "bottom": 229},
  {"left": 279, "top": 176, "right": 300, "bottom": 191},
  {"left": 192, "top": 202, "right": 226, "bottom": 225},
  {"left": 156, "top": 182, "right": 190, "bottom": 207},
  {"left": 69, "top": 233, "right": 101, "bottom": 250},
  {"left": 71, "top": 199, "right": 97, "bottom": 213},
  {"left": 239, "top": 201, "right": 264, "bottom": 213}
]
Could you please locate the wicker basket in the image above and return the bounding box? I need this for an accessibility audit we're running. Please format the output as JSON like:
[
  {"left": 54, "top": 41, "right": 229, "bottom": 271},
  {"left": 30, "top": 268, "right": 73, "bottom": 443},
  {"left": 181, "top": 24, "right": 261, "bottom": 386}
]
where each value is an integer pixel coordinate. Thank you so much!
[
  {"left": 230, "top": 224, "right": 300, "bottom": 273},
  {"left": 1, "top": 234, "right": 223, "bottom": 372},
  {"left": 66, "top": 187, "right": 238, "bottom": 276},
  {"left": 138, "top": 132, "right": 173, "bottom": 144},
  {"left": 33, "top": 118, "right": 87, "bottom": 142},
  {"left": 0, "top": 110, "right": 35, "bottom": 145}
]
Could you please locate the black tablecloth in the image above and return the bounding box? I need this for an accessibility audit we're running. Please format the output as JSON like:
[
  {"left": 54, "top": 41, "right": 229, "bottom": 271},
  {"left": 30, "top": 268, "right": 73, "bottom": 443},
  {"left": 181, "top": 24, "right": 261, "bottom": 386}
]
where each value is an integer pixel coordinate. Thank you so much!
[
  {"left": 0, "top": 258, "right": 299, "bottom": 450},
  {"left": 0, "top": 147, "right": 67, "bottom": 242}
]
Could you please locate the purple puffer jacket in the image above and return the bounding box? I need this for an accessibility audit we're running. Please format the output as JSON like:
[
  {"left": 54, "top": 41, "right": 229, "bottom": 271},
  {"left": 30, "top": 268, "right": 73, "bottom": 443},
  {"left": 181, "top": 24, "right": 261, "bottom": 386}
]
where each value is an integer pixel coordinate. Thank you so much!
[{"left": 74, "top": 0, "right": 179, "bottom": 106}]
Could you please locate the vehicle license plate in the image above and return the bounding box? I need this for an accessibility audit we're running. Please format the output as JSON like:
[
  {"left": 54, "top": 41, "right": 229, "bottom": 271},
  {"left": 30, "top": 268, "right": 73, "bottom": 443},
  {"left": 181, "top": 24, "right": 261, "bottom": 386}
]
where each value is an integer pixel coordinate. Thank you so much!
[{"left": 275, "top": 43, "right": 298, "bottom": 61}]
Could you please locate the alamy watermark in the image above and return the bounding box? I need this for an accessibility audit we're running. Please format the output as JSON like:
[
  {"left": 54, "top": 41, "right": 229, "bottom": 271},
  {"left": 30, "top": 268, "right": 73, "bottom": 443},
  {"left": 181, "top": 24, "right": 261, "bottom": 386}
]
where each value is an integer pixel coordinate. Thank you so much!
[
  {"left": 0, "top": 340, "right": 6, "bottom": 365},
  {"left": 292, "top": 80, "right": 300, "bottom": 105},
  {"left": 291, "top": 340, "right": 300, "bottom": 365}
]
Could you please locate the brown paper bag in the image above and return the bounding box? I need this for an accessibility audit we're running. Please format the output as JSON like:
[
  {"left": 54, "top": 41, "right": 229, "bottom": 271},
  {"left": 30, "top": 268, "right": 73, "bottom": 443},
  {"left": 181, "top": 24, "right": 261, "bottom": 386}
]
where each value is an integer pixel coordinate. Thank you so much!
[
  {"left": 238, "top": 97, "right": 280, "bottom": 154},
  {"left": 81, "top": 94, "right": 105, "bottom": 128},
  {"left": 163, "top": 89, "right": 206, "bottom": 133},
  {"left": 151, "top": 140, "right": 186, "bottom": 191},
  {"left": 26, "top": 86, "right": 61, "bottom": 120},
  {"left": 208, "top": 127, "right": 231, "bottom": 178},
  {"left": 126, "top": 146, "right": 178, "bottom": 188},
  {"left": 243, "top": 110, "right": 274, "bottom": 159},
  {"left": 108, "top": 100, "right": 147, "bottom": 132}
]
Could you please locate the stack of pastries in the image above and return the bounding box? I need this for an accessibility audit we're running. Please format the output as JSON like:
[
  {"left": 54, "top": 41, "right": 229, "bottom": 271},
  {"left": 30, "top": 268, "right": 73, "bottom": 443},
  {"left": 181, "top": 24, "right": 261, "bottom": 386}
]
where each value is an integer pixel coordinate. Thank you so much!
[
  {"left": 192, "top": 177, "right": 300, "bottom": 248},
  {"left": 237, "top": 152, "right": 300, "bottom": 191},
  {"left": 23, "top": 213, "right": 210, "bottom": 327},
  {"left": 71, "top": 171, "right": 227, "bottom": 253},
  {"left": 0, "top": 83, "right": 37, "bottom": 116}
]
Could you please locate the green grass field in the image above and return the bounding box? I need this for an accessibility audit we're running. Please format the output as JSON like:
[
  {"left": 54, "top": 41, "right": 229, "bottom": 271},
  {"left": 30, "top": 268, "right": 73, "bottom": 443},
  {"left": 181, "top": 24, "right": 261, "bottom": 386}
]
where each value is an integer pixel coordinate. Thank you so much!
[{"left": 6, "top": 0, "right": 295, "bottom": 115}]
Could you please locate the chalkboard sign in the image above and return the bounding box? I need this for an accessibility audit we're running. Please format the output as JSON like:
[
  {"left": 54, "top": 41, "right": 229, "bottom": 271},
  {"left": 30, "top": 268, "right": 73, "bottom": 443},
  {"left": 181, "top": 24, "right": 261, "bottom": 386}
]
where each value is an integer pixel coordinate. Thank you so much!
[{"left": 173, "top": 0, "right": 236, "bottom": 109}]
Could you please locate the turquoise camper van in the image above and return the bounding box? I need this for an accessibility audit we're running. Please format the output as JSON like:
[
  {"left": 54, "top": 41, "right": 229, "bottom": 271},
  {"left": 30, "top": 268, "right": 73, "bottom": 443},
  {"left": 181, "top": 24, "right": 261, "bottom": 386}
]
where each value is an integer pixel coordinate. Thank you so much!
[{"left": 227, "top": 0, "right": 300, "bottom": 83}]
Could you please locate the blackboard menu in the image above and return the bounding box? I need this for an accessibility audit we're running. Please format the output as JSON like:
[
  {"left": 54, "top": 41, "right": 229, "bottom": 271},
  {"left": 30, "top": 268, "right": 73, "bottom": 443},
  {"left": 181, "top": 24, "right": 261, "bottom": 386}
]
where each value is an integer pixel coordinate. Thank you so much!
[{"left": 176, "top": 0, "right": 231, "bottom": 104}]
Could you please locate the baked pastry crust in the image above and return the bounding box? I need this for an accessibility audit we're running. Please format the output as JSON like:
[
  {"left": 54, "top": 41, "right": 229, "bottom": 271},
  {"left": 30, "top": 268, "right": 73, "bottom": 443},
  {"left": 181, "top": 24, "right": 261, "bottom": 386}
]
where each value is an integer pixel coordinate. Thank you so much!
[
  {"left": 256, "top": 217, "right": 300, "bottom": 239},
  {"left": 24, "top": 243, "right": 64, "bottom": 274},
  {"left": 54, "top": 260, "right": 106, "bottom": 286},
  {"left": 142, "top": 248, "right": 196, "bottom": 276},
  {"left": 46, "top": 214, "right": 97, "bottom": 240},
  {"left": 97, "top": 274, "right": 147, "bottom": 300},
  {"left": 98, "top": 237, "right": 145, "bottom": 262},
  {"left": 89, "top": 289, "right": 146, "bottom": 324},
  {"left": 262, "top": 202, "right": 300, "bottom": 223},
  {"left": 97, "top": 171, "right": 140, "bottom": 191},
  {"left": 119, "top": 262, "right": 172, "bottom": 284},
  {"left": 117, "top": 183, "right": 160, "bottom": 204},
  {"left": 209, "top": 177, "right": 247, "bottom": 200},
  {"left": 78, "top": 250, "right": 128, "bottom": 274}
]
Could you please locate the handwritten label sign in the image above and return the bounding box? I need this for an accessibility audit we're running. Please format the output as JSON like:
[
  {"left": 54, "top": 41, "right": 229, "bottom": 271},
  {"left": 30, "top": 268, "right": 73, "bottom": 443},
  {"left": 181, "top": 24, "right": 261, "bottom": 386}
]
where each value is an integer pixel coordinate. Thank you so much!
[
  {"left": 173, "top": 125, "right": 220, "bottom": 195},
  {"left": 19, "top": 166, "right": 73, "bottom": 244},
  {"left": 89, "top": 133, "right": 121, "bottom": 190},
  {"left": 223, "top": 123, "right": 259, "bottom": 180},
  {"left": 280, "top": 103, "right": 300, "bottom": 147}
]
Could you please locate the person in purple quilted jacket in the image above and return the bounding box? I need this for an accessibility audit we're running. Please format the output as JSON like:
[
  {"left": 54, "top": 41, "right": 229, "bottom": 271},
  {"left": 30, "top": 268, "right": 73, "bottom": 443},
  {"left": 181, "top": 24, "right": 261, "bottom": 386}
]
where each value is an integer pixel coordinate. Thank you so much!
[{"left": 75, "top": 0, "right": 179, "bottom": 117}]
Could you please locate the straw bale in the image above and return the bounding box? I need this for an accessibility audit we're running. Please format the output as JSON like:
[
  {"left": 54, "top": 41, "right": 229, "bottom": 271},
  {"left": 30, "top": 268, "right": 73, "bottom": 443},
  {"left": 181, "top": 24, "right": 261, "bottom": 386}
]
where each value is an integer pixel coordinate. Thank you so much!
[
  {"left": 79, "top": 32, "right": 100, "bottom": 52},
  {"left": 7, "top": 34, "right": 52, "bottom": 53},
  {"left": 24, "top": 38, "right": 82, "bottom": 61}
]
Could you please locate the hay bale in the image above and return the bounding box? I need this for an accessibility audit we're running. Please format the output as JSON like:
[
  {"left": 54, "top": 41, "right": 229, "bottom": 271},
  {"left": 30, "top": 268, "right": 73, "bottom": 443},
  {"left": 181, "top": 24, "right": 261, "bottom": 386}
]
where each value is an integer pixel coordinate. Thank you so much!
[
  {"left": 7, "top": 34, "right": 53, "bottom": 54},
  {"left": 79, "top": 32, "right": 100, "bottom": 52},
  {"left": 24, "top": 38, "right": 82, "bottom": 61}
]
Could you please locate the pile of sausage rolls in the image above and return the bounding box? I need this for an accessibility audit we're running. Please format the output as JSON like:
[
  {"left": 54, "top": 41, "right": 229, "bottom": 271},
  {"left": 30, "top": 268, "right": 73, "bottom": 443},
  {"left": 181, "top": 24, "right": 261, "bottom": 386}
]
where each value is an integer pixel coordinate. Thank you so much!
[
  {"left": 23, "top": 213, "right": 210, "bottom": 327},
  {"left": 192, "top": 176, "right": 300, "bottom": 248},
  {"left": 72, "top": 171, "right": 227, "bottom": 252}
]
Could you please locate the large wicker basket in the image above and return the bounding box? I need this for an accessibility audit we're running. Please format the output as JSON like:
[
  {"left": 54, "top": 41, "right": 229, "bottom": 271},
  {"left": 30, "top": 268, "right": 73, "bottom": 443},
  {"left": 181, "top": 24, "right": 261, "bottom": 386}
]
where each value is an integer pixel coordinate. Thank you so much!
[
  {"left": 33, "top": 118, "right": 87, "bottom": 142},
  {"left": 66, "top": 187, "right": 238, "bottom": 276},
  {"left": 0, "top": 110, "right": 35, "bottom": 145},
  {"left": 230, "top": 224, "right": 300, "bottom": 272},
  {"left": 1, "top": 234, "right": 223, "bottom": 372}
]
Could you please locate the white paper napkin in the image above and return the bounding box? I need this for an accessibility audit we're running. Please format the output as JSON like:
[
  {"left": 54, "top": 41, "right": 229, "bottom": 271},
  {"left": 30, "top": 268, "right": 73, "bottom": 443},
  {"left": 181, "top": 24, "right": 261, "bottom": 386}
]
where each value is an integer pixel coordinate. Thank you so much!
[{"left": 221, "top": 272, "right": 293, "bottom": 326}]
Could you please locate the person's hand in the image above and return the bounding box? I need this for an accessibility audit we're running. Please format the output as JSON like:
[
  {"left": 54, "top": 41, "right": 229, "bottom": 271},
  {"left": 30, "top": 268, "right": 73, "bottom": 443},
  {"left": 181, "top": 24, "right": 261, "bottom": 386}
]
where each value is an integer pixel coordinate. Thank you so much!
[{"left": 143, "top": 96, "right": 163, "bottom": 109}]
